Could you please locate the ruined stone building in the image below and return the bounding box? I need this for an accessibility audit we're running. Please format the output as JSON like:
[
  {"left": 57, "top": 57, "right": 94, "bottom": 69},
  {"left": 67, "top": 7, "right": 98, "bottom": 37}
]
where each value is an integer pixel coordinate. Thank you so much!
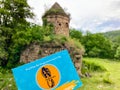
[
  {"left": 20, "top": 2, "right": 83, "bottom": 76},
  {"left": 42, "top": 2, "right": 70, "bottom": 36}
]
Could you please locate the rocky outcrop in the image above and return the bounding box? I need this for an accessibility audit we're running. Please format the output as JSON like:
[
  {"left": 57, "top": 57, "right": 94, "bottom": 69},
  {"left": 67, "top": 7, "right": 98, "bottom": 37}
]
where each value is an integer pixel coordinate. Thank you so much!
[{"left": 20, "top": 41, "right": 84, "bottom": 76}]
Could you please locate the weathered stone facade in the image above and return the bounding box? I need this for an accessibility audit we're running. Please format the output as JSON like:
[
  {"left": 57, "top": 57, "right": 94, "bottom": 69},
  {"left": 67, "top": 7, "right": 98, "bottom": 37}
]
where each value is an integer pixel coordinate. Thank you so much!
[
  {"left": 20, "top": 42, "right": 83, "bottom": 76},
  {"left": 45, "top": 15, "right": 70, "bottom": 36},
  {"left": 20, "top": 2, "right": 83, "bottom": 77},
  {"left": 20, "top": 43, "right": 40, "bottom": 63},
  {"left": 42, "top": 2, "right": 70, "bottom": 36}
]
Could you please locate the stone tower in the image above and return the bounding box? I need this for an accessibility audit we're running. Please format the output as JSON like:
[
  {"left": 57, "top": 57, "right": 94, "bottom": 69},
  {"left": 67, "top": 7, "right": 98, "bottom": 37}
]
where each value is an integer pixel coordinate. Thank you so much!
[{"left": 42, "top": 2, "right": 70, "bottom": 36}]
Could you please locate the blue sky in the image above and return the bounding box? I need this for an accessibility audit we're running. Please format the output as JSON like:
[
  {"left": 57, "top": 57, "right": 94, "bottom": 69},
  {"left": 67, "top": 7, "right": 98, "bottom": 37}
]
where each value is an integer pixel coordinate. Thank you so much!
[{"left": 28, "top": 0, "right": 120, "bottom": 33}]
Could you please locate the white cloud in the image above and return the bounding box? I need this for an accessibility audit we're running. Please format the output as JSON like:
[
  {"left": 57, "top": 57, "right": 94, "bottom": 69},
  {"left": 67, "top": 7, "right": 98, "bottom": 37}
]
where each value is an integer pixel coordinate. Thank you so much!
[{"left": 27, "top": 0, "right": 120, "bottom": 33}]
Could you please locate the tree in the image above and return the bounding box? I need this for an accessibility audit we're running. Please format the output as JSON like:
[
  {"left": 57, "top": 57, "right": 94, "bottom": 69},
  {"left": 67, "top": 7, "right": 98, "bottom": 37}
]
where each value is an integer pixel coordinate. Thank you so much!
[
  {"left": 88, "top": 47, "right": 101, "bottom": 57},
  {"left": 0, "top": 0, "right": 34, "bottom": 66},
  {"left": 7, "top": 25, "right": 44, "bottom": 68},
  {"left": 0, "top": 35, "right": 8, "bottom": 66},
  {"left": 70, "top": 29, "right": 82, "bottom": 41},
  {"left": 115, "top": 46, "right": 120, "bottom": 59},
  {"left": 116, "top": 36, "right": 120, "bottom": 44},
  {"left": 81, "top": 33, "right": 112, "bottom": 58}
]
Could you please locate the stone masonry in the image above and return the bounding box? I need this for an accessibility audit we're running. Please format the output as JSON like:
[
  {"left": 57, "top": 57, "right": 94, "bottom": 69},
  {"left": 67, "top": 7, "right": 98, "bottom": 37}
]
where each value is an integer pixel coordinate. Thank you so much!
[
  {"left": 42, "top": 2, "right": 70, "bottom": 36},
  {"left": 20, "top": 2, "right": 83, "bottom": 77},
  {"left": 20, "top": 42, "right": 83, "bottom": 76}
]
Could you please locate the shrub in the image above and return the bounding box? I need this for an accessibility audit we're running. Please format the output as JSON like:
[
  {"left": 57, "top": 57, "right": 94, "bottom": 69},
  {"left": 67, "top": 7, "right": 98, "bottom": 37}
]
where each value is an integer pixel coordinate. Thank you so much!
[
  {"left": 88, "top": 47, "right": 101, "bottom": 57},
  {"left": 115, "top": 46, "right": 120, "bottom": 59},
  {"left": 82, "top": 59, "right": 106, "bottom": 74},
  {"left": 7, "top": 25, "right": 44, "bottom": 68}
]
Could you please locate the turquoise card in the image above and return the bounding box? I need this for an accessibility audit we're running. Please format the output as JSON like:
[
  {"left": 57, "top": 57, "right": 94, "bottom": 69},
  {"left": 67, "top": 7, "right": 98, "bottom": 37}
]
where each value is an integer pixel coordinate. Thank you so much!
[{"left": 12, "top": 50, "right": 82, "bottom": 90}]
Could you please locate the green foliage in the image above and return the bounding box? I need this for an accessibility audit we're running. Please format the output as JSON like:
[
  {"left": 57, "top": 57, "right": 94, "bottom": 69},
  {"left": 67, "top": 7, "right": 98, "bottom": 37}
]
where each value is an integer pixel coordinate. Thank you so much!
[
  {"left": 44, "top": 36, "right": 51, "bottom": 41},
  {"left": 79, "top": 58, "right": 120, "bottom": 90},
  {"left": 43, "top": 9, "right": 62, "bottom": 17},
  {"left": 82, "top": 59, "right": 106, "bottom": 73},
  {"left": 43, "top": 18, "right": 48, "bottom": 26},
  {"left": 103, "top": 30, "right": 120, "bottom": 59},
  {"left": 48, "top": 35, "right": 68, "bottom": 44},
  {"left": 69, "top": 29, "right": 114, "bottom": 58},
  {"left": 82, "top": 33, "right": 112, "bottom": 58},
  {"left": 42, "top": 6, "right": 69, "bottom": 18},
  {"left": 7, "top": 25, "right": 44, "bottom": 68},
  {"left": 116, "top": 36, "right": 120, "bottom": 44},
  {"left": 0, "top": 36, "right": 8, "bottom": 66},
  {"left": 42, "top": 18, "right": 54, "bottom": 37},
  {"left": 43, "top": 35, "right": 83, "bottom": 51},
  {"left": 0, "top": 67, "right": 17, "bottom": 90},
  {"left": 70, "top": 29, "right": 82, "bottom": 41},
  {"left": 115, "top": 46, "right": 120, "bottom": 59},
  {"left": 0, "top": 0, "right": 34, "bottom": 67},
  {"left": 43, "top": 23, "right": 54, "bottom": 36},
  {"left": 88, "top": 47, "right": 101, "bottom": 57},
  {"left": 103, "top": 72, "right": 113, "bottom": 84},
  {"left": 60, "top": 36, "right": 67, "bottom": 44},
  {"left": 103, "top": 30, "right": 120, "bottom": 44}
]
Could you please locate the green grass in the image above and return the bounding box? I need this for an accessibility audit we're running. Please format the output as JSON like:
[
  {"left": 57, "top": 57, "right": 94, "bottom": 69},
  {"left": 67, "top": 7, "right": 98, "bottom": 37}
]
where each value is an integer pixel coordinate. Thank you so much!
[
  {"left": 82, "top": 58, "right": 107, "bottom": 73},
  {"left": 0, "top": 68, "right": 17, "bottom": 90},
  {"left": 0, "top": 58, "right": 120, "bottom": 90},
  {"left": 78, "top": 58, "right": 120, "bottom": 90}
]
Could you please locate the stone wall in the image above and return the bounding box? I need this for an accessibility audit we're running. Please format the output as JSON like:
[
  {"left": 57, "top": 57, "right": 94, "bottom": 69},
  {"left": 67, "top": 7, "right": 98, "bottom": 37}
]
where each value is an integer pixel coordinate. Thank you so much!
[
  {"left": 20, "top": 41, "right": 83, "bottom": 76},
  {"left": 45, "top": 15, "right": 70, "bottom": 36}
]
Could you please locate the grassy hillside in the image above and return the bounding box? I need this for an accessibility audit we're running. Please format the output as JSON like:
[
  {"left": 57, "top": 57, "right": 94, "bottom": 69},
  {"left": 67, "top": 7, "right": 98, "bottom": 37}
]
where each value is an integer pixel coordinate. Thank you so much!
[
  {"left": 1, "top": 58, "right": 120, "bottom": 90},
  {"left": 103, "top": 30, "right": 120, "bottom": 43},
  {"left": 78, "top": 58, "right": 120, "bottom": 90}
]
